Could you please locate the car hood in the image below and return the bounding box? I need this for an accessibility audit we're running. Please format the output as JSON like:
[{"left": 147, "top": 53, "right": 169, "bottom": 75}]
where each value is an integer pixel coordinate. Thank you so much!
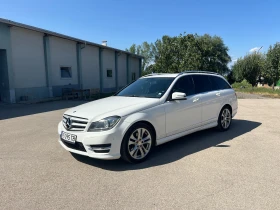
[{"left": 64, "top": 96, "right": 160, "bottom": 121}]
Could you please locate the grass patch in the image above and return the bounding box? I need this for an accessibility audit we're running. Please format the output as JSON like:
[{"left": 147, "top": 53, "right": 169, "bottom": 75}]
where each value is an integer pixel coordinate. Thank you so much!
[{"left": 232, "top": 80, "right": 280, "bottom": 98}]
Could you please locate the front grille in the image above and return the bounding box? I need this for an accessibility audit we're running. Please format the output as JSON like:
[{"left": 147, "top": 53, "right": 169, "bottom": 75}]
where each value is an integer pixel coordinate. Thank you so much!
[
  {"left": 61, "top": 139, "right": 86, "bottom": 152},
  {"left": 63, "top": 114, "right": 88, "bottom": 132}
]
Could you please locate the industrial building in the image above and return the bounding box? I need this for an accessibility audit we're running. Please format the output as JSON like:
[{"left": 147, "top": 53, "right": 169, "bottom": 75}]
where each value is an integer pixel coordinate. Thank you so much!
[{"left": 0, "top": 18, "right": 143, "bottom": 103}]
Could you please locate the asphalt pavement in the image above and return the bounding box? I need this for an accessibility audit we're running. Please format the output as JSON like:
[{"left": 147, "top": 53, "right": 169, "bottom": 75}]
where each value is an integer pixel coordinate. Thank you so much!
[{"left": 1, "top": 99, "right": 280, "bottom": 210}]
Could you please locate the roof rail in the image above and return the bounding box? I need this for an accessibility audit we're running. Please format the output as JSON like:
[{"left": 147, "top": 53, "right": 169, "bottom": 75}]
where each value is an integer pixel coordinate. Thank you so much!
[
  {"left": 178, "top": 70, "right": 221, "bottom": 76},
  {"left": 142, "top": 71, "right": 221, "bottom": 78},
  {"left": 142, "top": 73, "right": 170, "bottom": 77}
]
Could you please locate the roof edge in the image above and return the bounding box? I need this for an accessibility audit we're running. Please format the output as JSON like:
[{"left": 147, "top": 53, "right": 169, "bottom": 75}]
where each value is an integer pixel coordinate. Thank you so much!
[{"left": 0, "top": 18, "right": 144, "bottom": 59}]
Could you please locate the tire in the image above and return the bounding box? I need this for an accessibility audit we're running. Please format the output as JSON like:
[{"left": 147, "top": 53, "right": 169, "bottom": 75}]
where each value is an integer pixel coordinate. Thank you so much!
[
  {"left": 121, "top": 123, "right": 155, "bottom": 163},
  {"left": 217, "top": 106, "right": 232, "bottom": 131}
]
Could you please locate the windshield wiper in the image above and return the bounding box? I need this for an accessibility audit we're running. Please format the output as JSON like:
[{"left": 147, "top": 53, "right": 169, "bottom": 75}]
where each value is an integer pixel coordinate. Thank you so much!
[
  {"left": 126, "top": 95, "right": 149, "bottom": 98},
  {"left": 127, "top": 95, "right": 140, "bottom": 97}
]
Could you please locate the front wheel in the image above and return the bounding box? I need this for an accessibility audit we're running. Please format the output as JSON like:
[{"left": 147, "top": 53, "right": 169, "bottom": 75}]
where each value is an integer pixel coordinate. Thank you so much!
[
  {"left": 217, "top": 106, "right": 232, "bottom": 131},
  {"left": 121, "top": 123, "right": 154, "bottom": 163}
]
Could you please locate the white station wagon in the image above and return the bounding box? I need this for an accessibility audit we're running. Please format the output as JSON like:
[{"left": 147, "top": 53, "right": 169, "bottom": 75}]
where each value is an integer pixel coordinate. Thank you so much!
[{"left": 58, "top": 71, "right": 238, "bottom": 163}]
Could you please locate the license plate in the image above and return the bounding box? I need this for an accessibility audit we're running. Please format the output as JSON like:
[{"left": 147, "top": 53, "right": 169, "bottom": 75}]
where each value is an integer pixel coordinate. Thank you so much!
[{"left": 61, "top": 131, "right": 77, "bottom": 144}]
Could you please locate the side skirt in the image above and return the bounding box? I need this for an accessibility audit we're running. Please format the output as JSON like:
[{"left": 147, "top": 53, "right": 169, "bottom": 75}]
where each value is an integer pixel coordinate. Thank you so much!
[{"left": 156, "top": 121, "right": 218, "bottom": 146}]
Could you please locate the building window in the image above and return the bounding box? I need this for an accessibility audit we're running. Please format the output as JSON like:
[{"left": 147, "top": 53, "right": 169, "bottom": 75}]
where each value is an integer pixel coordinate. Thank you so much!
[
  {"left": 60, "top": 67, "right": 72, "bottom": 78},
  {"left": 132, "top": 72, "right": 136, "bottom": 81},
  {"left": 107, "top": 69, "right": 112, "bottom": 77}
]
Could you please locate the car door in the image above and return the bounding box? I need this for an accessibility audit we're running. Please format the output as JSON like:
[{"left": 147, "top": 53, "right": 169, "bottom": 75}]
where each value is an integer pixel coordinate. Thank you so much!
[
  {"left": 210, "top": 75, "right": 234, "bottom": 113},
  {"left": 211, "top": 75, "right": 233, "bottom": 99},
  {"left": 164, "top": 76, "right": 202, "bottom": 137},
  {"left": 192, "top": 74, "right": 222, "bottom": 125}
]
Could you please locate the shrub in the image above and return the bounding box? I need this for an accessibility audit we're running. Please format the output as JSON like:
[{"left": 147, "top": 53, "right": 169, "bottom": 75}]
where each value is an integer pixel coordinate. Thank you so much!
[{"left": 231, "top": 80, "right": 251, "bottom": 89}]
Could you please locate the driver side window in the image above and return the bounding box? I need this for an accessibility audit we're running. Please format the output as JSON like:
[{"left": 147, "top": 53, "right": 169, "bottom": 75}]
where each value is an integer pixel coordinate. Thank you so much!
[{"left": 171, "top": 76, "right": 195, "bottom": 96}]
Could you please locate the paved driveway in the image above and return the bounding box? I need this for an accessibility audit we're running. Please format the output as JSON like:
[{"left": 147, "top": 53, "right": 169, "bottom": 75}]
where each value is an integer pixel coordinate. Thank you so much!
[{"left": 1, "top": 99, "right": 280, "bottom": 210}]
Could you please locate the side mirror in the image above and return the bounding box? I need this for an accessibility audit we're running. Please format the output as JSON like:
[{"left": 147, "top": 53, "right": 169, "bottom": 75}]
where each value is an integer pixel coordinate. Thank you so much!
[{"left": 171, "top": 92, "right": 186, "bottom": 100}]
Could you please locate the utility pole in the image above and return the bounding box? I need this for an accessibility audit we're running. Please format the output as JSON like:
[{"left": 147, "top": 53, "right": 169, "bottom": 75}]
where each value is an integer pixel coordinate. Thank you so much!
[{"left": 257, "top": 46, "right": 263, "bottom": 53}]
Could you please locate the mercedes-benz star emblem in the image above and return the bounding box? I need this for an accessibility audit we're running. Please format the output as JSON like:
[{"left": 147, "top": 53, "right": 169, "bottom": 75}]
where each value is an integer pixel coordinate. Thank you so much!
[{"left": 65, "top": 117, "right": 72, "bottom": 130}]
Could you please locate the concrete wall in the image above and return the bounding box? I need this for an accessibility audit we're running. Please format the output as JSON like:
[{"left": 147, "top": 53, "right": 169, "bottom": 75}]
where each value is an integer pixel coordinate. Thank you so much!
[
  {"left": 0, "top": 23, "right": 14, "bottom": 103},
  {"left": 117, "top": 53, "right": 127, "bottom": 89},
  {"left": 0, "top": 22, "right": 142, "bottom": 102},
  {"left": 49, "top": 36, "right": 78, "bottom": 86},
  {"left": 0, "top": 50, "right": 9, "bottom": 101},
  {"left": 81, "top": 45, "right": 100, "bottom": 89},
  {"left": 102, "top": 49, "right": 115, "bottom": 92},
  {"left": 10, "top": 27, "right": 49, "bottom": 101},
  {"left": 49, "top": 36, "right": 78, "bottom": 96},
  {"left": 10, "top": 27, "right": 46, "bottom": 88}
]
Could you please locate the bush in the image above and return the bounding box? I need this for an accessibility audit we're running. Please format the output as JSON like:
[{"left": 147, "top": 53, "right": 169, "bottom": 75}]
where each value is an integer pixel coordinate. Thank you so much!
[
  {"left": 232, "top": 80, "right": 280, "bottom": 98},
  {"left": 231, "top": 80, "right": 252, "bottom": 89}
]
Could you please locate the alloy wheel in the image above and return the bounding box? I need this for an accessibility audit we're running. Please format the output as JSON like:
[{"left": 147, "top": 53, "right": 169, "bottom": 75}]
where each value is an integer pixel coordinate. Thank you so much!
[
  {"left": 128, "top": 128, "right": 152, "bottom": 160},
  {"left": 221, "top": 108, "right": 231, "bottom": 129}
]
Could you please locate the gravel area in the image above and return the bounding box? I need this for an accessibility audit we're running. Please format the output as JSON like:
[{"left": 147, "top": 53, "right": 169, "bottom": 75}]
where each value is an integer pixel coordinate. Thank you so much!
[{"left": 236, "top": 92, "right": 268, "bottom": 99}]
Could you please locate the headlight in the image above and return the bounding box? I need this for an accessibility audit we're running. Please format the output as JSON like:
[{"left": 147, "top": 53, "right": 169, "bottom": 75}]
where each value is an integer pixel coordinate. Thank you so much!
[{"left": 88, "top": 116, "right": 121, "bottom": 132}]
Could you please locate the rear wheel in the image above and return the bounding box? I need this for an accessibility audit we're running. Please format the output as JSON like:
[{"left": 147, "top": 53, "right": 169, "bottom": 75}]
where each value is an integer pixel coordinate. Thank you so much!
[
  {"left": 121, "top": 123, "right": 154, "bottom": 163},
  {"left": 217, "top": 106, "right": 232, "bottom": 131}
]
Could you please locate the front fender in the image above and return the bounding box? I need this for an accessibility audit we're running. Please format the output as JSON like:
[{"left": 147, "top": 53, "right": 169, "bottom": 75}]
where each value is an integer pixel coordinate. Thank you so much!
[{"left": 122, "top": 105, "right": 166, "bottom": 140}]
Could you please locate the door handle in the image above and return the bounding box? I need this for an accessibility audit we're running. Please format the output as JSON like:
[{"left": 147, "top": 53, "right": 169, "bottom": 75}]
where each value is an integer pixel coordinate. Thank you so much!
[
  {"left": 216, "top": 92, "right": 221, "bottom": 96},
  {"left": 193, "top": 98, "right": 199, "bottom": 102}
]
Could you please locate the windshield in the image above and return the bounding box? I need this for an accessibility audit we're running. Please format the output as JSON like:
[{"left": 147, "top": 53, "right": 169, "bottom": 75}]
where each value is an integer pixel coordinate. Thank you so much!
[{"left": 117, "top": 77, "right": 175, "bottom": 98}]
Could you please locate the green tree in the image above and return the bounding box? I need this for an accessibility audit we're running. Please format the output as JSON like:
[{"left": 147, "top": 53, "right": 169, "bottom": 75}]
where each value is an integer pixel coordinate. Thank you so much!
[
  {"left": 126, "top": 42, "right": 153, "bottom": 72},
  {"left": 126, "top": 44, "right": 137, "bottom": 54},
  {"left": 232, "top": 58, "right": 245, "bottom": 82},
  {"left": 226, "top": 71, "right": 235, "bottom": 84},
  {"left": 232, "top": 53, "right": 265, "bottom": 87},
  {"left": 126, "top": 33, "right": 231, "bottom": 75},
  {"left": 243, "top": 53, "right": 265, "bottom": 86},
  {"left": 265, "top": 43, "right": 280, "bottom": 89},
  {"left": 195, "top": 34, "right": 231, "bottom": 75},
  {"left": 151, "top": 34, "right": 204, "bottom": 73}
]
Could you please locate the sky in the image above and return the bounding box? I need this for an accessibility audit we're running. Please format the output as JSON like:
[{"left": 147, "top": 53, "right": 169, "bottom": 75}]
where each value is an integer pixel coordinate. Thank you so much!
[{"left": 1, "top": 0, "right": 279, "bottom": 66}]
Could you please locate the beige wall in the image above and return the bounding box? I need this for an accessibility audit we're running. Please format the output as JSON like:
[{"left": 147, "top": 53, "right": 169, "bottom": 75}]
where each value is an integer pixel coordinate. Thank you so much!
[
  {"left": 81, "top": 45, "right": 100, "bottom": 89},
  {"left": 8, "top": 25, "right": 141, "bottom": 94},
  {"left": 117, "top": 53, "right": 127, "bottom": 88},
  {"left": 102, "top": 49, "right": 115, "bottom": 89},
  {"left": 10, "top": 27, "right": 46, "bottom": 88},
  {"left": 49, "top": 36, "right": 78, "bottom": 86}
]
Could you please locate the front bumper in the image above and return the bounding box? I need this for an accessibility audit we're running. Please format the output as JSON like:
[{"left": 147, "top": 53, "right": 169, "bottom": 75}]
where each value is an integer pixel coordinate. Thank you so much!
[{"left": 57, "top": 121, "right": 127, "bottom": 160}]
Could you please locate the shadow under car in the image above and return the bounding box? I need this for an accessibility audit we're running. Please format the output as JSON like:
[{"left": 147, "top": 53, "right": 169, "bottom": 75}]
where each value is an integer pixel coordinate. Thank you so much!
[{"left": 71, "top": 119, "right": 261, "bottom": 171}]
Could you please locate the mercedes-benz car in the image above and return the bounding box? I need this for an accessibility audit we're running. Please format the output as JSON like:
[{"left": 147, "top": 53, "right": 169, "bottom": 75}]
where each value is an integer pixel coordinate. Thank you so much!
[{"left": 58, "top": 71, "right": 238, "bottom": 163}]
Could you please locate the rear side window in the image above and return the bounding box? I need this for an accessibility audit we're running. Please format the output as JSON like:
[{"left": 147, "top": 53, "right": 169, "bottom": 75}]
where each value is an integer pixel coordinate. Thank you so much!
[
  {"left": 210, "top": 76, "right": 231, "bottom": 90},
  {"left": 172, "top": 76, "right": 195, "bottom": 96},
  {"left": 192, "top": 75, "right": 213, "bottom": 94}
]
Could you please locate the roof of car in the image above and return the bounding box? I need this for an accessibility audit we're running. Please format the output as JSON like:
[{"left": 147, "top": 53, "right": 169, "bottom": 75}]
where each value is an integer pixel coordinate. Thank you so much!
[{"left": 142, "top": 71, "right": 221, "bottom": 78}]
